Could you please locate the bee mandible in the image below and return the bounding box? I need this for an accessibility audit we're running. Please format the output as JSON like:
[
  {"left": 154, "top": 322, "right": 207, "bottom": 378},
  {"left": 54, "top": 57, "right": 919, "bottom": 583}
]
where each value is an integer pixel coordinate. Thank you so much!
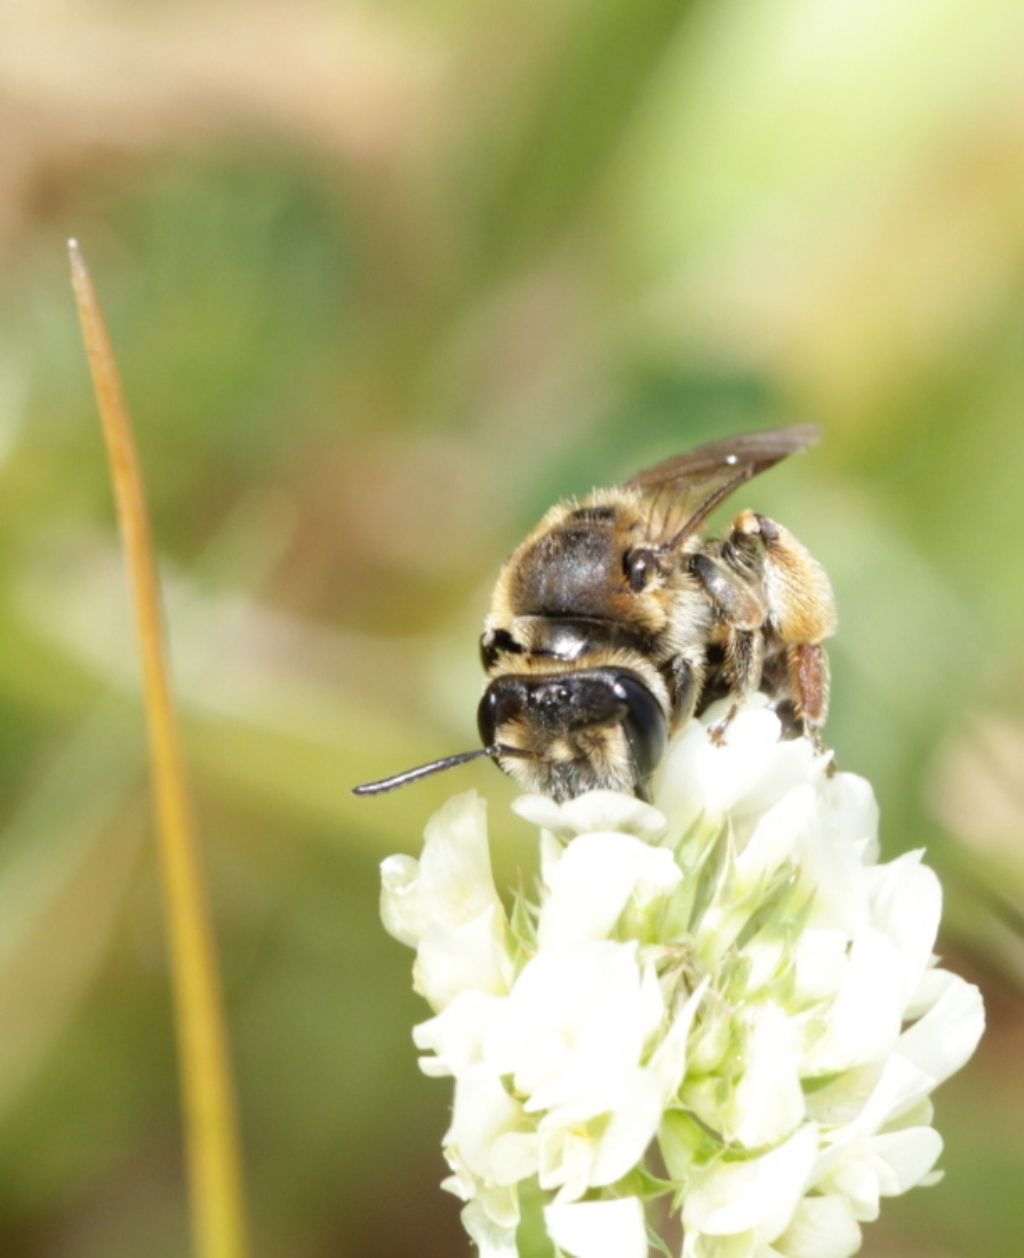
[{"left": 354, "top": 426, "right": 836, "bottom": 803}]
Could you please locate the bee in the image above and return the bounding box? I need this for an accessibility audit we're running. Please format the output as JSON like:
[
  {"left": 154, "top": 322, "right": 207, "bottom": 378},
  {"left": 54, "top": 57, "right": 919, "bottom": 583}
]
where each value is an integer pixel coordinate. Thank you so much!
[{"left": 354, "top": 426, "right": 836, "bottom": 803}]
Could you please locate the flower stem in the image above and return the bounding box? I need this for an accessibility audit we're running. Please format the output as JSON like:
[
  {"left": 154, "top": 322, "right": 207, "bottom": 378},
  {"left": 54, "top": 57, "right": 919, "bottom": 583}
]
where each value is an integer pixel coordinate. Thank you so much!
[{"left": 68, "top": 240, "right": 250, "bottom": 1258}]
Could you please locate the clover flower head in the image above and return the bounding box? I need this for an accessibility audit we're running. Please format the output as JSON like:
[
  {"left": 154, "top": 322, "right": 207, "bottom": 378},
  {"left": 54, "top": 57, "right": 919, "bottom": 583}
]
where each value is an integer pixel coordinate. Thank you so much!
[{"left": 380, "top": 696, "right": 984, "bottom": 1258}]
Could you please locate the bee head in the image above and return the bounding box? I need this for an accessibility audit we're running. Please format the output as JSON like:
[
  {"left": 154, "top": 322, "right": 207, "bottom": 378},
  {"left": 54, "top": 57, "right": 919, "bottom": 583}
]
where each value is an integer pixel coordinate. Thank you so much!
[{"left": 477, "top": 667, "right": 667, "bottom": 802}]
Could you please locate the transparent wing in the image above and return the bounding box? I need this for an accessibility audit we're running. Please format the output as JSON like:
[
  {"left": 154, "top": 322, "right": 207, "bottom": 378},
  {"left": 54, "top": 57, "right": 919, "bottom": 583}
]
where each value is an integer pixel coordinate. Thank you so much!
[{"left": 621, "top": 424, "right": 820, "bottom": 549}]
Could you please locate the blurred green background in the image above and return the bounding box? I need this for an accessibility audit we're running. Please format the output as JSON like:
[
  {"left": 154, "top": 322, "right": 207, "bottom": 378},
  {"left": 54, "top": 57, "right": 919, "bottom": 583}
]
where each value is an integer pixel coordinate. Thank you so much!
[{"left": 1, "top": 1, "right": 1023, "bottom": 1254}]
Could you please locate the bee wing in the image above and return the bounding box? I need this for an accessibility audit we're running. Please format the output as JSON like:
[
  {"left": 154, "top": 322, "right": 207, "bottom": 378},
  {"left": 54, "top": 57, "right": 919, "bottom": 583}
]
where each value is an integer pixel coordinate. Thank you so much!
[{"left": 621, "top": 424, "right": 821, "bottom": 549}]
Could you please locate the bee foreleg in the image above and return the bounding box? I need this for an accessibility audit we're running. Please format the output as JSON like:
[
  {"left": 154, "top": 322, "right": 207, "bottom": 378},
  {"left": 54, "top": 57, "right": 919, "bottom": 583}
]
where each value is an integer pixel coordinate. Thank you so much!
[
  {"left": 663, "top": 652, "right": 704, "bottom": 730},
  {"left": 728, "top": 511, "right": 837, "bottom": 742}
]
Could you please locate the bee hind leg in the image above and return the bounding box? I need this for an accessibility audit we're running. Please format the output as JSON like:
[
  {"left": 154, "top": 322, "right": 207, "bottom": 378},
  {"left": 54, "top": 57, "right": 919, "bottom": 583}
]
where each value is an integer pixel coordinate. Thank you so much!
[
  {"left": 784, "top": 643, "right": 830, "bottom": 750},
  {"left": 729, "top": 510, "right": 837, "bottom": 746}
]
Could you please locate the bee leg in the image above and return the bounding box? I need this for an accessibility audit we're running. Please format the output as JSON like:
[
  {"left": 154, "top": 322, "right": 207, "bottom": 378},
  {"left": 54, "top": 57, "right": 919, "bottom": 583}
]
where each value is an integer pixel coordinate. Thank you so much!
[
  {"left": 708, "top": 629, "right": 766, "bottom": 745},
  {"left": 728, "top": 511, "right": 837, "bottom": 743},
  {"left": 689, "top": 553, "right": 767, "bottom": 745},
  {"left": 690, "top": 553, "right": 766, "bottom": 630},
  {"left": 664, "top": 652, "right": 704, "bottom": 730},
  {"left": 785, "top": 643, "right": 831, "bottom": 750}
]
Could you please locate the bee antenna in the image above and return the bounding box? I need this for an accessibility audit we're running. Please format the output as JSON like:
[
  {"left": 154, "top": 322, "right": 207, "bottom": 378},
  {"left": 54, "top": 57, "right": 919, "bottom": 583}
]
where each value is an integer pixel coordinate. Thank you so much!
[{"left": 352, "top": 746, "right": 512, "bottom": 797}]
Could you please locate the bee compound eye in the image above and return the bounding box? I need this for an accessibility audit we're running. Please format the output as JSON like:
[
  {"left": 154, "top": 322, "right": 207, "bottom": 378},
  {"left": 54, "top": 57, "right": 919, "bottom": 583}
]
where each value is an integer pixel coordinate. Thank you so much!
[
  {"left": 611, "top": 674, "right": 667, "bottom": 781},
  {"left": 477, "top": 686, "right": 500, "bottom": 747},
  {"left": 477, "top": 679, "right": 530, "bottom": 747}
]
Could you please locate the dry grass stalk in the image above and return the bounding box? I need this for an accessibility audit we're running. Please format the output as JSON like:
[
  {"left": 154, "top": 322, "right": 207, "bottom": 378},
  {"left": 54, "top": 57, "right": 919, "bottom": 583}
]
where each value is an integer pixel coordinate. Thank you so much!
[{"left": 69, "top": 239, "right": 249, "bottom": 1258}]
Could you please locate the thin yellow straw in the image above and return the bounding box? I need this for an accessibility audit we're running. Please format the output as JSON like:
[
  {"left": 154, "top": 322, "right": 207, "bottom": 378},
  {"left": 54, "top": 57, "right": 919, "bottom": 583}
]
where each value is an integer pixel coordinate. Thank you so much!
[{"left": 69, "top": 239, "right": 250, "bottom": 1258}]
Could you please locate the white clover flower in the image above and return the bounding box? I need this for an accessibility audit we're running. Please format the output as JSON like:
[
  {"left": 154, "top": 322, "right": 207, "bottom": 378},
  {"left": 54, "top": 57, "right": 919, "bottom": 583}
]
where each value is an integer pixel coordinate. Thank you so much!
[
  {"left": 380, "top": 696, "right": 984, "bottom": 1257},
  {"left": 380, "top": 793, "right": 511, "bottom": 1010}
]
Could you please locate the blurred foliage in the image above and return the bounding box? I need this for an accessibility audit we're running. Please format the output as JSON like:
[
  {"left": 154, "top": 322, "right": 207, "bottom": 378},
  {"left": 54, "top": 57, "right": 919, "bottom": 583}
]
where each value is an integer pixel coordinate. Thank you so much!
[{"left": 0, "top": 0, "right": 1023, "bottom": 1254}]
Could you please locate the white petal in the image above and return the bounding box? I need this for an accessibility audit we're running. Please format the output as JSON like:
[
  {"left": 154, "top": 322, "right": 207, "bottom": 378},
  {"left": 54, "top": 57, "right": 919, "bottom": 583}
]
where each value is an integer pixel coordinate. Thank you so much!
[
  {"left": 414, "top": 904, "right": 510, "bottom": 1010},
  {"left": 870, "top": 1126, "right": 943, "bottom": 1196},
  {"left": 443, "top": 1170, "right": 519, "bottom": 1230},
  {"left": 683, "top": 1125, "right": 819, "bottom": 1239},
  {"left": 657, "top": 699, "right": 787, "bottom": 832},
  {"left": 811, "top": 1075, "right": 946, "bottom": 1217},
  {"left": 587, "top": 1069, "right": 664, "bottom": 1185},
  {"left": 904, "top": 965, "right": 950, "bottom": 1021},
  {"left": 536, "top": 1069, "right": 663, "bottom": 1197},
  {"left": 379, "top": 854, "right": 423, "bottom": 947},
  {"left": 539, "top": 828, "right": 564, "bottom": 886},
  {"left": 513, "top": 790, "right": 666, "bottom": 841},
  {"left": 864, "top": 852, "right": 941, "bottom": 1003},
  {"left": 381, "top": 792, "right": 503, "bottom": 948},
  {"left": 421, "top": 792, "right": 499, "bottom": 920},
  {"left": 681, "top": 1235, "right": 759, "bottom": 1258},
  {"left": 804, "top": 930, "right": 905, "bottom": 1072},
  {"left": 896, "top": 972, "right": 985, "bottom": 1092},
  {"left": 813, "top": 1054, "right": 931, "bottom": 1162},
  {"left": 802, "top": 1064, "right": 879, "bottom": 1130},
  {"left": 824, "top": 1127, "right": 944, "bottom": 1217},
  {"left": 729, "top": 1004, "right": 805, "bottom": 1148},
  {"left": 461, "top": 1200, "right": 519, "bottom": 1258},
  {"left": 822, "top": 772, "right": 880, "bottom": 864},
  {"left": 736, "top": 785, "right": 815, "bottom": 887},
  {"left": 743, "top": 938, "right": 787, "bottom": 994},
  {"left": 538, "top": 1125, "right": 595, "bottom": 1201},
  {"left": 545, "top": 1197, "right": 648, "bottom": 1258},
  {"left": 421, "top": 792, "right": 495, "bottom": 905},
  {"left": 739, "top": 733, "right": 829, "bottom": 822},
  {"left": 446, "top": 1066, "right": 525, "bottom": 1183},
  {"left": 413, "top": 990, "right": 504, "bottom": 1077},
  {"left": 891, "top": 1096, "right": 935, "bottom": 1131},
  {"left": 648, "top": 979, "right": 708, "bottom": 1100},
  {"left": 774, "top": 1194, "right": 862, "bottom": 1258},
  {"left": 793, "top": 929, "right": 849, "bottom": 1002},
  {"left": 511, "top": 793, "right": 570, "bottom": 834},
  {"left": 799, "top": 826, "right": 870, "bottom": 937},
  {"left": 485, "top": 941, "right": 657, "bottom": 1113},
  {"left": 538, "top": 832, "right": 681, "bottom": 947},
  {"left": 489, "top": 1130, "right": 541, "bottom": 1185},
  {"left": 824, "top": 1151, "right": 881, "bottom": 1221},
  {"left": 793, "top": 775, "right": 880, "bottom": 936}
]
